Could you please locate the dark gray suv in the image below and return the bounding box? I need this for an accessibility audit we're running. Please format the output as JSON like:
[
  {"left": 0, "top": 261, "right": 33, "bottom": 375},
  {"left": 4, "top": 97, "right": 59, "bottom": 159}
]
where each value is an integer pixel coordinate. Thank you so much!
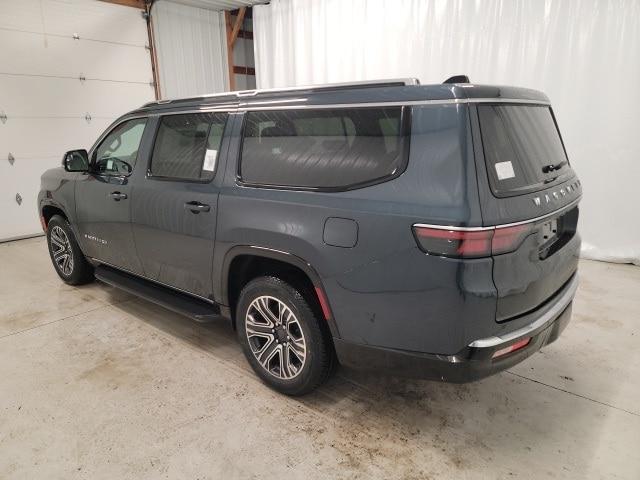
[{"left": 38, "top": 78, "right": 581, "bottom": 395}]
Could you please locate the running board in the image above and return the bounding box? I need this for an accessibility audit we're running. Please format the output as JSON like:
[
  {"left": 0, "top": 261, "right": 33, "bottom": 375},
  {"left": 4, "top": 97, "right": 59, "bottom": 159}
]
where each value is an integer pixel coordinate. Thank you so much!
[{"left": 94, "top": 265, "right": 224, "bottom": 322}]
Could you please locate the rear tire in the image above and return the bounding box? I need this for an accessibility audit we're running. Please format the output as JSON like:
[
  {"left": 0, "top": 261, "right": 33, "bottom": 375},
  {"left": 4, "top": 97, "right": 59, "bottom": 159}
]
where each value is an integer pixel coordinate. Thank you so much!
[
  {"left": 46, "top": 215, "right": 94, "bottom": 285},
  {"left": 236, "top": 276, "right": 334, "bottom": 395}
]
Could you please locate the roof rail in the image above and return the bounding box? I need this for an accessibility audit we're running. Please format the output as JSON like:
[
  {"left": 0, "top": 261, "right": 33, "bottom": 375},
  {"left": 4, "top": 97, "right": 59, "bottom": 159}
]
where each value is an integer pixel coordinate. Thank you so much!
[{"left": 142, "top": 78, "right": 420, "bottom": 108}]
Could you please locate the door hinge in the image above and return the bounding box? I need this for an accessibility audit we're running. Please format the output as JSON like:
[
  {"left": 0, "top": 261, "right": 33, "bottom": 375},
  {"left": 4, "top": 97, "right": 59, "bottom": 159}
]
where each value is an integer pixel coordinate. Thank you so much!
[
  {"left": 15, "top": 193, "right": 22, "bottom": 205},
  {"left": 0, "top": 110, "right": 7, "bottom": 124},
  {"left": 8, "top": 153, "right": 15, "bottom": 165},
  {"left": 85, "top": 113, "right": 92, "bottom": 123}
]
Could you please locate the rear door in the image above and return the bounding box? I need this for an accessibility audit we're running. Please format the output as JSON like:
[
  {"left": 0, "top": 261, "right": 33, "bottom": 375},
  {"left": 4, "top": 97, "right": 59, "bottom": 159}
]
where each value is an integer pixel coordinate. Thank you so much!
[
  {"left": 131, "top": 112, "right": 230, "bottom": 300},
  {"left": 472, "top": 103, "right": 582, "bottom": 322}
]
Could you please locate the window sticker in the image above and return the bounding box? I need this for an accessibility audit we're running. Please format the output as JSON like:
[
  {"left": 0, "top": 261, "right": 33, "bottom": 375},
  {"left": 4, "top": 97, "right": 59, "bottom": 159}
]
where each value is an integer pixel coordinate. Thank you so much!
[
  {"left": 203, "top": 149, "right": 217, "bottom": 172},
  {"left": 495, "top": 161, "right": 515, "bottom": 180}
]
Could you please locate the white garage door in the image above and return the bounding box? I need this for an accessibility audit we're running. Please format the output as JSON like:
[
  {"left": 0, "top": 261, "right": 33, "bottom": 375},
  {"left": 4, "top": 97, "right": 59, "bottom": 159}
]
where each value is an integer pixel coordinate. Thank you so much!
[{"left": 0, "top": 0, "right": 154, "bottom": 241}]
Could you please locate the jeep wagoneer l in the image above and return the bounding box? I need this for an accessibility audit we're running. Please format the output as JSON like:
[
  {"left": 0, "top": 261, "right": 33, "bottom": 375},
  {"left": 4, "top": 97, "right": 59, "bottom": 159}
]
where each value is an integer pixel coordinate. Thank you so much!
[{"left": 38, "top": 77, "right": 581, "bottom": 394}]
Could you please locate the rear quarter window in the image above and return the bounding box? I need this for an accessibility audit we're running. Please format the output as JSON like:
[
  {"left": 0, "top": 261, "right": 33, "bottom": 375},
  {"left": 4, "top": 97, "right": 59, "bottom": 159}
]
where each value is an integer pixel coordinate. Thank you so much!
[
  {"left": 239, "top": 107, "right": 408, "bottom": 190},
  {"left": 478, "top": 104, "right": 574, "bottom": 196}
]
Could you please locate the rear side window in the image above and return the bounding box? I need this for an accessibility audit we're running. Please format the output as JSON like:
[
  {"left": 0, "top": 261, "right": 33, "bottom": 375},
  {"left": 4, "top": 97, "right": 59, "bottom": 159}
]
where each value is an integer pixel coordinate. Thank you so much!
[
  {"left": 478, "top": 105, "right": 573, "bottom": 196},
  {"left": 150, "top": 112, "right": 228, "bottom": 181},
  {"left": 240, "top": 107, "right": 407, "bottom": 189}
]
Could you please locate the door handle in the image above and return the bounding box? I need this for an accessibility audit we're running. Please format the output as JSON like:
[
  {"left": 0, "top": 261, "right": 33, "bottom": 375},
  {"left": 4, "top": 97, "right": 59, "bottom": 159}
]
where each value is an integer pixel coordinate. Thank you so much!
[
  {"left": 109, "top": 191, "right": 127, "bottom": 201},
  {"left": 184, "top": 201, "right": 211, "bottom": 213}
]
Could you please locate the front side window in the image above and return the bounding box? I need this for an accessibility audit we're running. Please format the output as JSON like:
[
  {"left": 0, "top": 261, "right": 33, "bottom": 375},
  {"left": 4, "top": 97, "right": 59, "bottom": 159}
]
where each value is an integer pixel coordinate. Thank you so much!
[
  {"left": 150, "top": 112, "right": 228, "bottom": 181},
  {"left": 240, "top": 107, "right": 407, "bottom": 189},
  {"left": 94, "top": 118, "right": 147, "bottom": 176}
]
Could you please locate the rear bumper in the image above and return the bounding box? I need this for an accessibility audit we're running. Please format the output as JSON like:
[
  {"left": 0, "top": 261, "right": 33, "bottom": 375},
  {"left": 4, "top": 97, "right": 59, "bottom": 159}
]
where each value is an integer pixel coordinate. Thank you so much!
[{"left": 334, "top": 274, "right": 577, "bottom": 382}]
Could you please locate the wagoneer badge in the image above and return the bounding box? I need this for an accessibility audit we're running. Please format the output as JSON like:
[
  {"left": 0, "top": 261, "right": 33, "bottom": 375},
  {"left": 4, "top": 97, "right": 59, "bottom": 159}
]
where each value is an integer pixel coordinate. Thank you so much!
[{"left": 532, "top": 181, "right": 580, "bottom": 208}]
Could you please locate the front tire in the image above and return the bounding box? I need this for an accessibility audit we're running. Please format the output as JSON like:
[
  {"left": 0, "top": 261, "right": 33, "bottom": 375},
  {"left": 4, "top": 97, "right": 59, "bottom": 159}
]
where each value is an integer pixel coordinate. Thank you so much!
[
  {"left": 236, "top": 276, "right": 334, "bottom": 395},
  {"left": 46, "top": 215, "right": 94, "bottom": 285}
]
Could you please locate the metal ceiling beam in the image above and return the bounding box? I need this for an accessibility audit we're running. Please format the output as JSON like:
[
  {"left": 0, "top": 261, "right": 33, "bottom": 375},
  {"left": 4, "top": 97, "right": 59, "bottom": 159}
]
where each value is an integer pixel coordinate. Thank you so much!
[{"left": 98, "top": 0, "right": 146, "bottom": 9}]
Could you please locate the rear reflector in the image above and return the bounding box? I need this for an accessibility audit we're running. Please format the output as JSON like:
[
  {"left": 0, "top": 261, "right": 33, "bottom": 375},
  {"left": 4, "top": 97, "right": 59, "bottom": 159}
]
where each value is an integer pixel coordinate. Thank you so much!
[
  {"left": 492, "top": 338, "right": 531, "bottom": 359},
  {"left": 412, "top": 223, "right": 533, "bottom": 258},
  {"left": 314, "top": 286, "right": 332, "bottom": 321}
]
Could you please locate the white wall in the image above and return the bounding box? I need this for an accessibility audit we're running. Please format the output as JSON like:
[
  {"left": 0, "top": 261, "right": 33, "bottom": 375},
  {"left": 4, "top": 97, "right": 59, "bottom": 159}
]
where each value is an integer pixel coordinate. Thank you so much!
[
  {"left": 0, "top": 0, "right": 154, "bottom": 241},
  {"left": 151, "top": 0, "right": 229, "bottom": 98},
  {"left": 253, "top": 0, "right": 640, "bottom": 265}
]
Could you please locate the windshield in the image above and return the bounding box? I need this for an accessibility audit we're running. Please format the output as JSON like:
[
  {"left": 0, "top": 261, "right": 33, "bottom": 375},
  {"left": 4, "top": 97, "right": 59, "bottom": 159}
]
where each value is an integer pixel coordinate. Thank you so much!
[{"left": 478, "top": 104, "right": 574, "bottom": 196}]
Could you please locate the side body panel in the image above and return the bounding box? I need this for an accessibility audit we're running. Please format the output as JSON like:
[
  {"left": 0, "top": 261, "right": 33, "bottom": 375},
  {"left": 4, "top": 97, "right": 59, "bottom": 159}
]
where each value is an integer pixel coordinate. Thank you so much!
[
  {"left": 74, "top": 173, "right": 143, "bottom": 273},
  {"left": 216, "top": 104, "right": 499, "bottom": 355},
  {"left": 130, "top": 116, "right": 233, "bottom": 300},
  {"left": 38, "top": 168, "right": 79, "bottom": 234}
]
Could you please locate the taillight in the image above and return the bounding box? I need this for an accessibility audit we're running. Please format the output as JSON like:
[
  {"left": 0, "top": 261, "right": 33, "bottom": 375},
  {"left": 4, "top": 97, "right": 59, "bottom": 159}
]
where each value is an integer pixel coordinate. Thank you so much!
[
  {"left": 412, "top": 227, "right": 492, "bottom": 258},
  {"left": 491, "top": 224, "right": 532, "bottom": 255},
  {"left": 412, "top": 223, "right": 533, "bottom": 258}
]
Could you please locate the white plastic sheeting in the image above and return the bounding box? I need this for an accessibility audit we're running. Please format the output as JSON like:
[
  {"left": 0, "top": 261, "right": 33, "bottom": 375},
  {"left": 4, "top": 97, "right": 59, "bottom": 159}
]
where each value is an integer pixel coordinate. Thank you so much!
[
  {"left": 152, "top": 0, "right": 229, "bottom": 99},
  {"left": 253, "top": 0, "right": 640, "bottom": 265}
]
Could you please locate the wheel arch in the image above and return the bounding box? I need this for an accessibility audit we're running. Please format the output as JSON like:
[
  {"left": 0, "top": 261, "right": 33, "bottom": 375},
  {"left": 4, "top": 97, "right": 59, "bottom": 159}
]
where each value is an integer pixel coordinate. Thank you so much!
[
  {"left": 221, "top": 246, "right": 340, "bottom": 338},
  {"left": 41, "top": 202, "right": 69, "bottom": 227},
  {"left": 40, "top": 201, "right": 88, "bottom": 256}
]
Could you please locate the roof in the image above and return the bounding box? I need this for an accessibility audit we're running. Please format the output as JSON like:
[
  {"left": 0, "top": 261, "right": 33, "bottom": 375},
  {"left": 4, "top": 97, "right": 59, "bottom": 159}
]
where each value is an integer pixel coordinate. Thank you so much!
[{"left": 132, "top": 78, "right": 550, "bottom": 116}]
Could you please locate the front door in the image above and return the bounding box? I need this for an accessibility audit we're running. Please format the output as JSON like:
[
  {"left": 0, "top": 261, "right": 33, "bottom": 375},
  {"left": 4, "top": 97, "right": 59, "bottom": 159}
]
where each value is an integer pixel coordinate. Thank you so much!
[
  {"left": 75, "top": 117, "right": 148, "bottom": 274},
  {"left": 131, "top": 112, "right": 230, "bottom": 300}
]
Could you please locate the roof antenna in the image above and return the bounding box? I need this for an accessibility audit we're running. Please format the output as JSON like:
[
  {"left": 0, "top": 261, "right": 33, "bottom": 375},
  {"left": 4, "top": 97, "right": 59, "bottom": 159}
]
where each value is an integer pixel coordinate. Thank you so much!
[{"left": 443, "top": 75, "right": 471, "bottom": 84}]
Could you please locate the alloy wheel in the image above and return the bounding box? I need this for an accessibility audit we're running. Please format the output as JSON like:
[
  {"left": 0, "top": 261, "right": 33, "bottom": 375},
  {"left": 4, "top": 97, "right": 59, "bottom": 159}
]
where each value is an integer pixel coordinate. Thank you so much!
[
  {"left": 245, "top": 295, "right": 307, "bottom": 379},
  {"left": 50, "top": 226, "right": 74, "bottom": 276}
]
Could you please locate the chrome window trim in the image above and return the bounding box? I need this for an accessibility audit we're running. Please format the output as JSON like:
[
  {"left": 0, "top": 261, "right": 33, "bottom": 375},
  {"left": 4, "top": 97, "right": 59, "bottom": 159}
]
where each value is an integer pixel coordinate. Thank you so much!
[
  {"left": 140, "top": 98, "right": 550, "bottom": 115},
  {"left": 468, "top": 274, "right": 578, "bottom": 348},
  {"left": 413, "top": 196, "right": 581, "bottom": 232},
  {"left": 237, "top": 98, "right": 550, "bottom": 111},
  {"left": 148, "top": 108, "right": 238, "bottom": 115}
]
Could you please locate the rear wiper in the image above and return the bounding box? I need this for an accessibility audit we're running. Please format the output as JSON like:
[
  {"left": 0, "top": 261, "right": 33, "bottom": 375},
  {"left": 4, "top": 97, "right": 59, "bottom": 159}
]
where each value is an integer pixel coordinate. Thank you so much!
[{"left": 542, "top": 160, "right": 567, "bottom": 174}]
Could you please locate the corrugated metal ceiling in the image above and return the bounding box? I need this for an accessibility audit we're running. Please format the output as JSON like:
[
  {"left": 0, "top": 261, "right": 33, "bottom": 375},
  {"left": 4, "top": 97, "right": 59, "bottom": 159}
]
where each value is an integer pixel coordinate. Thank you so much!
[{"left": 162, "top": 0, "right": 268, "bottom": 10}]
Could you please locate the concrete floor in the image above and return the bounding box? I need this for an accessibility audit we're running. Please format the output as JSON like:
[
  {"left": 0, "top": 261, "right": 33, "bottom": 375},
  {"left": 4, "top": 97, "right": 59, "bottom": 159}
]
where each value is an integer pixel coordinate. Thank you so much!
[{"left": 0, "top": 237, "right": 638, "bottom": 479}]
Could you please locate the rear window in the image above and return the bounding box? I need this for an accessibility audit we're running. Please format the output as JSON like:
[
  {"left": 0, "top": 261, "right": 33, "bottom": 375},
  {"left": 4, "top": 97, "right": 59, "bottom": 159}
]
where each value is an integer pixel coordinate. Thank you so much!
[
  {"left": 240, "top": 107, "right": 407, "bottom": 189},
  {"left": 478, "top": 105, "right": 573, "bottom": 196}
]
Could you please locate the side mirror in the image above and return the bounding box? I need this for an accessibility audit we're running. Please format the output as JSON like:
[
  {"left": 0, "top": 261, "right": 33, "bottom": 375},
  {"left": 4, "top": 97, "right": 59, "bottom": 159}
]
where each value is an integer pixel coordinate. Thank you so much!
[{"left": 63, "top": 149, "right": 89, "bottom": 172}]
